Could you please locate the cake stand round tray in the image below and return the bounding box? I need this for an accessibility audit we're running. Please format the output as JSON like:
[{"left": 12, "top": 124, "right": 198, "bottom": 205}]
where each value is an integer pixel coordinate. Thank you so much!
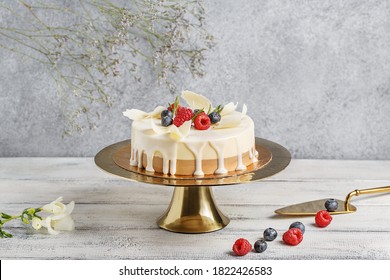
[{"left": 95, "top": 137, "right": 291, "bottom": 234}]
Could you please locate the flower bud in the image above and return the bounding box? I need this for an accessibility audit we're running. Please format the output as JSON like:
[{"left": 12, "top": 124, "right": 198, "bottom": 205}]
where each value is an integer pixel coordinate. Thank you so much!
[{"left": 32, "top": 217, "right": 42, "bottom": 230}]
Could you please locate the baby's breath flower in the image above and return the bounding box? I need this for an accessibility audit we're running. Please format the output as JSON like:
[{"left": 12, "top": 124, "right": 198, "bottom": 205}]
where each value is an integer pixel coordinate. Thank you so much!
[{"left": 0, "top": 0, "right": 214, "bottom": 135}]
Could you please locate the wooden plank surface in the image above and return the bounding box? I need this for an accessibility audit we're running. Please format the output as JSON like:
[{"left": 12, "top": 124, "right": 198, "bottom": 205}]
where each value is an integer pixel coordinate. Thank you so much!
[{"left": 1, "top": 158, "right": 390, "bottom": 260}]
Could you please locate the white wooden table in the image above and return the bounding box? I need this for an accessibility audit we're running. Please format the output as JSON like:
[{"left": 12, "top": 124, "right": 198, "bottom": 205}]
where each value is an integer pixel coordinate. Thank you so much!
[{"left": 1, "top": 158, "right": 390, "bottom": 259}]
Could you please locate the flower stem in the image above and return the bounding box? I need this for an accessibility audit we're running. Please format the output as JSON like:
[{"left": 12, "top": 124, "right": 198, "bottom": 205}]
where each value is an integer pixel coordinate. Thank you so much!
[{"left": 0, "top": 208, "right": 42, "bottom": 238}]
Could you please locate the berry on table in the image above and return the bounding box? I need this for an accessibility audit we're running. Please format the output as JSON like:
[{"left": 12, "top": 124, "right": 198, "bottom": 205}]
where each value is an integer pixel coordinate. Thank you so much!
[
  {"left": 161, "top": 116, "right": 173, "bottom": 127},
  {"left": 208, "top": 112, "right": 221, "bottom": 124},
  {"left": 289, "top": 221, "right": 305, "bottom": 234},
  {"left": 194, "top": 113, "right": 211, "bottom": 130},
  {"left": 325, "top": 199, "right": 339, "bottom": 212},
  {"left": 232, "top": 238, "right": 252, "bottom": 256},
  {"left": 282, "top": 228, "right": 303, "bottom": 246},
  {"left": 315, "top": 210, "right": 333, "bottom": 227},
  {"left": 263, "top": 228, "right": 278, "bottom": 241},
  {"left": 263, "top": 228, "right": 277, "bottom": 241},
  {"left": 254, "top": 239, "right": 267, "bottom": 253}
]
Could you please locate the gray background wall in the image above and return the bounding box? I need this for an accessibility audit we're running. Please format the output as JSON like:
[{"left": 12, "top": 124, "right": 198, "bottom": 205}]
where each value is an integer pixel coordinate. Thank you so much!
[{"left": 1, "top": 0, "right": 390, "bottom": 159}]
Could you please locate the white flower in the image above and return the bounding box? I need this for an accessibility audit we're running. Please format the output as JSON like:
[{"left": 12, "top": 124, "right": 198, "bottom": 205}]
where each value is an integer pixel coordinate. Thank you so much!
[
  {"left": 39, "top": 197, "right": 75, "bottom": 235},
  {"left": 42, "top": 196, "right": 67, "bottom": 214},
  {"left": 51, "top": 214, "right": 75, "bottom": 232},
  {"left": 32, "top": 217, "right": 42, "bottom": 230}
]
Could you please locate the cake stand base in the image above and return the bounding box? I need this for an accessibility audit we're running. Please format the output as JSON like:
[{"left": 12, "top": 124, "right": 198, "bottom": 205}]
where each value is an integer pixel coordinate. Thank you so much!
[{"left": 157, "top": 186, "right": 230, "bottom": 233}]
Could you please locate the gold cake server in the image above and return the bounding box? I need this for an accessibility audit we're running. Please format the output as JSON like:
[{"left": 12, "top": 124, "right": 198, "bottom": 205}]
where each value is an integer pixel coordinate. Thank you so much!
[{"left": 274, "top": 185, "right": 390, "bottom": 216}]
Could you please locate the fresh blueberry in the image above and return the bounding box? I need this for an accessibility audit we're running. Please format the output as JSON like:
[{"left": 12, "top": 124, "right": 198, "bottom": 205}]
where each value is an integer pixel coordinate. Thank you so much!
[
  {"left": 161, "top": 116, "right": 173, "bottom": 127},
  {"left": 263, "top": 228, "right": 277, "bottom": 241},
  {"left": 325, "top": 199, "right": 338, "bottom": 212},
  {"left": 208, "top": 112, "right": 221, "bottom": 124},
  {"left": 161, "top": 109, "right": 173, "bottom": 119},
  {"left": 289, "top": 221, "right": 305, "bottom": 234},
  {"left": 254, "top": 239, "right": 267, "bottom": 253}
]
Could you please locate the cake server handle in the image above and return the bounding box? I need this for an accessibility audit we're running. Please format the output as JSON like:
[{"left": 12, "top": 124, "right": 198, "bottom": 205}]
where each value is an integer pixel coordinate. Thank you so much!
[{"left": 345, "top": 186, "right": 390, "bottom": 211}]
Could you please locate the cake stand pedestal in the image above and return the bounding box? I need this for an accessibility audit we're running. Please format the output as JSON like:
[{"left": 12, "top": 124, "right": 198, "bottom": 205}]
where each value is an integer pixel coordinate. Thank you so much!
[
  {"left": 95, "top": 138, "right": 291, "bottom": 233},
  {"left": 157, "top": 186, "right": 229, "bottom": 233}
]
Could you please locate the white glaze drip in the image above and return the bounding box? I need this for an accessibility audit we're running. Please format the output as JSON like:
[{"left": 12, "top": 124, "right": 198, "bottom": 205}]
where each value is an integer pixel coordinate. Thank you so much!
[
  {"left": 130, "top": 126, "right": 179, "bottom": 175},
  {"left": 130, "top": 147, "right": 137, "bottom": 166},
  {"left": 250, "top": 130, "right": 258, "bottom": 163},
  {"left": 145, "top": 151, "right": 155, "bottom": 172},
  {"left": 251, "top": 131, "right": 258, "bottom": 163},
  {"left": 137, "top": 150, "right": 143, "bottom": 168},
  {"left": 235, "top": 138, "right": 246, "bottom": 171},
  {"left": 169, "top": 159, "right": 176, "bottom": 175},
  {"left": 209, "top": 140, "right": 228, "bottom": 174},
  {"left": 163, "top": 158, "right": 169, "bottom": 174},
  {"left": 130, "top": 129, "right": 138, "bottom": 166},
  {"left": 184, "top": 142, "right": 207, "bottom": 176},
  {"left": 250, "top": 146, "right": 258, "bottom": 163}
]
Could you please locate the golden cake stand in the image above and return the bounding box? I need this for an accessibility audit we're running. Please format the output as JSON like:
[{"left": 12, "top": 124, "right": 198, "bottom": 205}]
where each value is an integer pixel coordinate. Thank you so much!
[{"left": 95, "top": 137, "right": 291, "bottom": 234}]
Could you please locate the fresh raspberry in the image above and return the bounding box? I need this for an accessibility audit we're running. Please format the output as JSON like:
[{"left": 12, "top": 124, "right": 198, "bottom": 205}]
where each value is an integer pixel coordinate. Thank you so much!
[
  {"left": 315, "top": 210, "right": 333, "bottom": 227},
  {"left": 172, "top": 107, "right": 193, "bottom": 127},
  {"left": 282, "top": 228, "right": 303, "bottom": 246},
  {"left": 194, "top": 113, "right": 211, "bottom": 130},
  {"left": 177, "top": 106, "right": 193, "bottom": 121},
  {"left": 232, "top": 238, "right": 252, "bottom": 256},
  {"left": 172, "top": 114, "right": 186, "bottom": 127}
]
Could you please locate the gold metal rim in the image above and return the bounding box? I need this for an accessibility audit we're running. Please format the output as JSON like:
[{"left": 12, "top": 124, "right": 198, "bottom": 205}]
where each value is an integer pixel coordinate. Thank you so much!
[{"left": 94, "top": 137, "right": 291, "bottom": 186}]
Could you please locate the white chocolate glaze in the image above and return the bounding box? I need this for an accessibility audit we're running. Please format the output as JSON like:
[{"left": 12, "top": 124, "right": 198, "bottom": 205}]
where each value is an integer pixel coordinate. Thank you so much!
[{"left": 129, "top": 115, "right": 258, "bottom": 176}]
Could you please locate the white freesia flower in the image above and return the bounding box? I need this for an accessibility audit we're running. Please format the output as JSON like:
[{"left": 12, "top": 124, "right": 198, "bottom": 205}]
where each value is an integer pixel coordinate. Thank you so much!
[
  {"left": 51, "top": 213, "right": 75, "bottom": 231},
  {"left": 39, "top": 197, "right": 75, "bottom": 235},
  {"left": 42, "top": 196, "right": 67, "bottom": 214},
  {"left": 40, "top": 216, "right": 58, "bottom": 235},
  {"left": 32, "top": 217, "right": 42, "bottom": 230}
]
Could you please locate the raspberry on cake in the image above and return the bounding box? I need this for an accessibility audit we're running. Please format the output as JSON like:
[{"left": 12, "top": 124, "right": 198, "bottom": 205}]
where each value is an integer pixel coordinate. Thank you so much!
[{"left": 123, "top": 90, "right": 258, "bottom": 176}]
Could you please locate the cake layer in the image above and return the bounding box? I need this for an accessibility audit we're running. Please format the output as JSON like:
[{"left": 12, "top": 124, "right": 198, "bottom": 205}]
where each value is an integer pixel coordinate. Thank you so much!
[
  {"left": 130, "top": 115, "right": 258, "bottom": 176},
  {"left": 142, "top": 151, "right": 253, "bottom": 176}
]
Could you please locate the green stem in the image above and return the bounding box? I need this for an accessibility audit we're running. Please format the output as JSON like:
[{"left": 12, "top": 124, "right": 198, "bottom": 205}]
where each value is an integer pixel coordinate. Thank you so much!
[
  {"left": 0, "top": 30, "right": 49, "bottom": 56},
  {"left": 1, "top": 215, "right": 22, "bottom": 224}
]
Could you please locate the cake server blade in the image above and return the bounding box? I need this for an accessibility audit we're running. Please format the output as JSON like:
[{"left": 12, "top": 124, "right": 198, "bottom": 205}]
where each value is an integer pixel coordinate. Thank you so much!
[
  {"left": 274, "top": 199, "right": 356, "bottom": 216},
  {"left": 274, "top": 186, "right": 390, "bottom": 216}
]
